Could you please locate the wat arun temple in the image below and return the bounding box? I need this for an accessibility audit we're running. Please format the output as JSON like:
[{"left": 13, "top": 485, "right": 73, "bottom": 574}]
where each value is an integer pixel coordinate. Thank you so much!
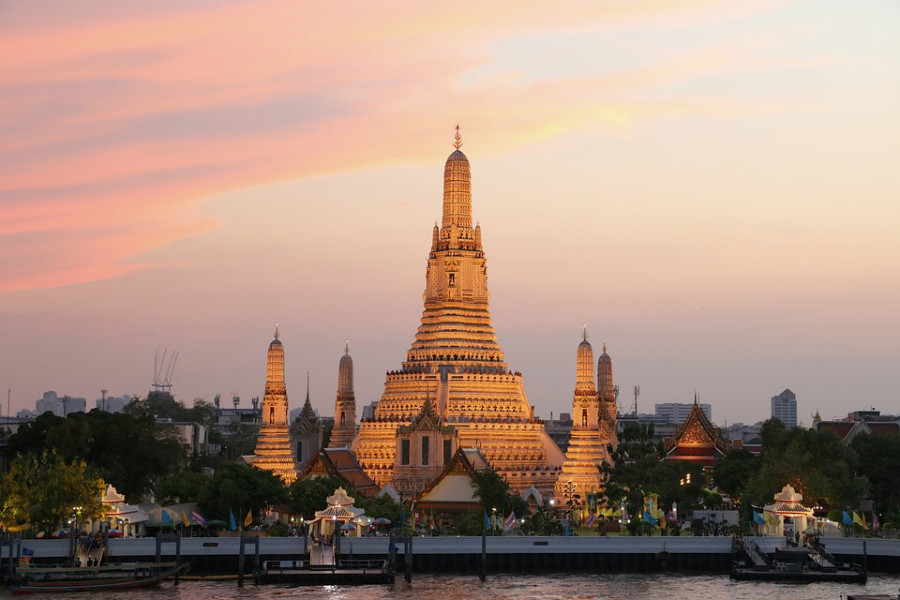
[{"left": 253, "top": 128, "right": 617, "bottom": 502}]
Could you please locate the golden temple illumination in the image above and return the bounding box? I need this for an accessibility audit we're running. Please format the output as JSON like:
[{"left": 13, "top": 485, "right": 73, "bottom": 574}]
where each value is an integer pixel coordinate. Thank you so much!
[
  {"left": 251, "top": 325, "right": 298, "bottom": 484},
  {"left": 352, "top": 129, "right": 565, "bottom": 498},
  {"left": 555, "top": 331, "right": 617, "bottom": 504}
]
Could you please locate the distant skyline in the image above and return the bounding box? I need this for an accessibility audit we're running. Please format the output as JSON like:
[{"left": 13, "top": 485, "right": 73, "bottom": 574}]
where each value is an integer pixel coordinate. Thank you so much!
[{"left": 1, "top": 1, "right": 898, "bottom": 426}]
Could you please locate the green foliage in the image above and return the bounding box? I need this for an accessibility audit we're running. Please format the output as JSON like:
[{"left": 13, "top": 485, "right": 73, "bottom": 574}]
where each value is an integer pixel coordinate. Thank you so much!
[
  {"left": 198, "top": 463, "right": 288, "bottom": 523},
  {"left": 747, "top": 426, "right": 867, "bottom": 508},
  {"left": 154, "top": 471, "right": 213, "bottom": 503},
  {"left": 469, "top": 469, "right": 527, "bottom": 518},
  {"left": 522, "top": 502, "right": 562, "bottom": 536},
  {"left": 601, "top": 424, "right": 705, "bottom": 520},
  {"left": 0, "top": 451, "right": 106, "bottom": 534},
  {"left": 713, "top": 448, "right": 758, "bottom": 500},
  {"left": 358, "top": 494, "right": 403, "bottom": 525},
  {"left": 5, "top": 410, "right": 188, "bottom": 502},
  {"left": 124, "top": 392, "right": 214, "bottom": 425},
  {"left": 454, "top": 510, "right": 484, "bottom": 536},
  {"left": 850, "top": 432, "right": 900, "bottom": 513},
  {"left": 266, "top": 521, "right": 288, "bottom": 537}
]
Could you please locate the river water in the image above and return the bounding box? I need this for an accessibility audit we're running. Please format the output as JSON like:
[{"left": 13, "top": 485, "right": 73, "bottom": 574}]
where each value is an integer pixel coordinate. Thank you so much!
[{"left": 14, "top": 573, "right": 899, "bottom": 600}]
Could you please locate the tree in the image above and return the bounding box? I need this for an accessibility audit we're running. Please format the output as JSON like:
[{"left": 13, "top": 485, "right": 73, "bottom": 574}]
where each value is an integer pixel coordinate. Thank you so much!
[
  {"left": 154, "top": 471, "right": 213, "bottom": 504},
  {"left": 199, "top": 463, "right": 288, "bottom": 523},
  {"left": 288, "top": 475, "right": 357, "bottom": 520},
  {"left": 358, "top": 494, "right": 403, "bottom": 525},
  {"left": 0, "top": 451, "right": 106, "bottom": 535},
  {"left": 747, "top": 427, "right": 867, "bottom": 509},
  {"left": 713, "top": 447, "right": 759, "bottom": 512},
  {"left": 469, "top": 469, "right": 526, "bottom": 524},
  {"left": 850, "top": 433, "right": 900, "bottom": 515}
]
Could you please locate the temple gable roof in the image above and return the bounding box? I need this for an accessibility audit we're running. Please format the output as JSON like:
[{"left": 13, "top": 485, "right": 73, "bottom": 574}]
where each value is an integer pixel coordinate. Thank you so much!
[
  {"left": 414, "top": 447, "right": 491, "bottom": 510},
  {"left": 664, "top": 398, "right": 728, "bottom": 464},
  {"left": 298, "top": 447, "right": 381, "bottom": 498}
]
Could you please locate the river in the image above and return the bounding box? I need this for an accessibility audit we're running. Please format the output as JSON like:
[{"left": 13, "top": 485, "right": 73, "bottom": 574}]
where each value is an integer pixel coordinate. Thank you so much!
[{"left": 12, "top": 573, "right": 899, "bottom": 600}]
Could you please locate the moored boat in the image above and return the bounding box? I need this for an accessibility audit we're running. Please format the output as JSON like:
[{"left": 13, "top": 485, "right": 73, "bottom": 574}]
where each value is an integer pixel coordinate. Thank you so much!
[{"left": 9, "top": 561, "right": 188, "bottom": 594}]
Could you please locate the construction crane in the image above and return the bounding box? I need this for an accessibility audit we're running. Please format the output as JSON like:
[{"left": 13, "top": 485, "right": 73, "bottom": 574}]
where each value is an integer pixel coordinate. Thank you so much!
[{"left": 151, "top": 347, "right": 178, "bottom": 394}]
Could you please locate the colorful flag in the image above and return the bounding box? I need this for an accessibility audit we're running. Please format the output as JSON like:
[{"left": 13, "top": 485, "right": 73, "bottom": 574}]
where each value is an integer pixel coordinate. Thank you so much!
[
  {"left": 161, "top": 509, "right": 173, "bottom": 526},
  {"left": 852, "top": 511, "right": 868, "bottom": 530},
  {"left": 182, "top": 511, "right": 191, "bottom": 528},
  {"left": 191, "top": 510, "right": 206, "bottom": 526},
  {"left": 484, "top": 512, "right": 491, "bottom": 530},
  {"left": 504, "top": 511, "right": 517, "bottom": 530},
  {"left": 585, "top": 513, "right": 596, "bottom": 528},
  {"left": 642, "top": 510, "right": 658, "bottom": 526},
  {"left": 429, "top": 513, "right": 435, "bottom": 531},
  {"left": 229, "top": 509, "right": 237, "bottom": 531},
  {"left": 842, "top": 511, "right": 853, "bottom": 525},
  {"left": 872, "top": 511, "right": 880, "bottom": 532},
  {"left": 244, "top": 510, "right": 253, "bottom": 528},
  {"left": 753, "top": 511, "right": 766, "bottom": 525}
]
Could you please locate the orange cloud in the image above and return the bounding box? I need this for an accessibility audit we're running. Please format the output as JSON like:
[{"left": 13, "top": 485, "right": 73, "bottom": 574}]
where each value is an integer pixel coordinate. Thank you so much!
[{"left": 0, "top": 0, "right": 793, "bottom": 294}]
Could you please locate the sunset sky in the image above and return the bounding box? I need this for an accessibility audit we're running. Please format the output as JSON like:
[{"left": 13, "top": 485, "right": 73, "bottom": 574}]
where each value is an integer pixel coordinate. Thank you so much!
[{"left": 1, "top": 1, "right": 898, "bottom": 426}]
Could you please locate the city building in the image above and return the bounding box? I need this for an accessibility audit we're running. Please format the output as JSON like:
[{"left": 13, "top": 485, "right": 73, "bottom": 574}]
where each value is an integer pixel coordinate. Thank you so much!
[
  {"left": 813, "top": 409, "right": 899, "bottom": 443},
  {"left": 352, "top": 129, "right": 564, "bottom": 499},
  {"left": 655, "top": 402, "right": 711, "bottom": 424},
  {"left": 771, "top": 388, "right": 797, "bottom": 427},
  {"left": 250, "top": 326, "right": 297, "bottom": 484},
  {"left": 33, "top": 391, "right": 86, "bottom": 417}
]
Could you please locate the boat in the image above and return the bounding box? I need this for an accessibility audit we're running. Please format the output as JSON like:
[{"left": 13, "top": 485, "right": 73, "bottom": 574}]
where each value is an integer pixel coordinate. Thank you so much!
[
  {"left": 9, "top": 561, "right": 188, "bottom": 594},
  {"left": 730, "top": 537, "right": 867, "bottom": 583}
]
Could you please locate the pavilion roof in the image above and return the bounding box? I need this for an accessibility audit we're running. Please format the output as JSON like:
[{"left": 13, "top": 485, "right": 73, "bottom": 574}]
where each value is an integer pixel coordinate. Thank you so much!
[{"left": 664, "top": 398, "right": 729, "bottom": 460}]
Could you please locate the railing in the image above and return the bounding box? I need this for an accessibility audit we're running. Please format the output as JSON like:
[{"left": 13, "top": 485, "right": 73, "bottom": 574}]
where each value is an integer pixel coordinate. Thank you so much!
[
  {"left": 808, "top": 540, "right": 836, "bottom": 568},
  {"left": 742, "top": 539, "right": 769, "bottom": 567}
]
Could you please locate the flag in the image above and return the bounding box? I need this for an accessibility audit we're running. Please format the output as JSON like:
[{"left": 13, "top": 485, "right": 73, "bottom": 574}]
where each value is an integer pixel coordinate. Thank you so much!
[
  {"left": 872, "top": 511, "right": 880, "bottom": 532},
  {"left": 842, "top": 511, "right": 852, "bottom": 525},
  {"left": 585, "top": 513, "right": 596, "bottom": 528},
  {"left": 504, "top": 511, "right": 517, "bottom": 530},
  {"left": 244, "top": 510, "right": 253, "bottom": 528},
  {"left": 852, "top": 511, "right": 868, "bottom": 530},
  {"left": 161, "top": 509, "right": 173, "bottom": 526},
  {"left": 753, "top": 511, "right": 766, "bottom": 525},
  {"left": 229, "top": 509, "right": 237, "bottom": 531},
  {"left": 642, "top": 510, "right": 658, "bottom": 526},
  {"left": 191, "top": 510, "right": 206, "bottom": 526},
  {"left": 182, "top": 511, "right": 191, "bottom": 528},
  {"left": 429, "top": 513, "right": 435, "bottom": 531}
]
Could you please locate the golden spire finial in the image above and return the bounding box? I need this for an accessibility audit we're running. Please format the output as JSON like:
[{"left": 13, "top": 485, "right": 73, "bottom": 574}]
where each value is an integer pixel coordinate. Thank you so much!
[
  {"left": 453, "top": 123, "right": 462, "bottom": 150},
  {"left": 602, "top": 339, "right": 607, "bottom": 353},
  {"left": 274, "top": 322, "right": 279, "bottom": 339},
  {"left": 345, "top": 339, "right": 349, "bottom": 355},
  {"left": 582, "top": 324, "right": 588, "bottom": 341}
]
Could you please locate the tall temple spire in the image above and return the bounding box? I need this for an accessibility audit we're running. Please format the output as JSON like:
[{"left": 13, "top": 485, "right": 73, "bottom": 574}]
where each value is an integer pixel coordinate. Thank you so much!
[
  {"left": 453, "top": 123, "right": 462, "bottom": 150},
  {"left": 352, "top": 132, "right": 565, "bottom": 497},
  {"left": 597, "top": 340, "right": 617, "bottom": 425},
  {"left": 441, "top": 124, "right": 473, "bottom": 237},
  {"left": 252, "top": 326, "right": 297, "bottom": 483},
  {"left": 328, "top": 341, "right": 357, "bottom": 448}
]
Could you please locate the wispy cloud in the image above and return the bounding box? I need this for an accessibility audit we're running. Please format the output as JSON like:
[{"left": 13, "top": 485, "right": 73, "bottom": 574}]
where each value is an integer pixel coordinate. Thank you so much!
[{"left": 0, "top": 0, "right": 792, "bottom": 294}]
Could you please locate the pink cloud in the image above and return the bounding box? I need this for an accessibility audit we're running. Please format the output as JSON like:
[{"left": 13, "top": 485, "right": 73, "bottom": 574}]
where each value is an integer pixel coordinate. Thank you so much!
[{"left": 0, "top": 0, "right": 790, "bottom": 294}]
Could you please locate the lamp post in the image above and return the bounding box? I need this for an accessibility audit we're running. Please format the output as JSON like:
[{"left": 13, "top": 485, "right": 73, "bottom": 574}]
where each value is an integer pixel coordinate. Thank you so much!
[{"left": 491, "top": 507, "right": 497, "bottom": 536}]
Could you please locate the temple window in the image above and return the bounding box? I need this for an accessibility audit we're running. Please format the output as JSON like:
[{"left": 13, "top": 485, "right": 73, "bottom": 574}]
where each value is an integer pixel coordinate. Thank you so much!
[
  {"left": 340, "top": 411, "right": 345, "bottom": 427},
  {"left": 401, "top": 440, "right": 410, "bottom": 465},
  {"left": 443, "top": 439, "right": 452, "bottom": 464},
  {"left": 449, "top": 273, "right": 456, "bottom": 287},
  {"left": 422, "top": 436, "right": 430, "bottom": 465},
  {"left": 296, "top": 441, "right": 302, "bottom": 461}
]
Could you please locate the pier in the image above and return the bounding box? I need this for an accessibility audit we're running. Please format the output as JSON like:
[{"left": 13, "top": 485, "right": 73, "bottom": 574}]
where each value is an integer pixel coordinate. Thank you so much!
[{"left": 3, "top": 536, "right": 897, "bottom": 576}]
